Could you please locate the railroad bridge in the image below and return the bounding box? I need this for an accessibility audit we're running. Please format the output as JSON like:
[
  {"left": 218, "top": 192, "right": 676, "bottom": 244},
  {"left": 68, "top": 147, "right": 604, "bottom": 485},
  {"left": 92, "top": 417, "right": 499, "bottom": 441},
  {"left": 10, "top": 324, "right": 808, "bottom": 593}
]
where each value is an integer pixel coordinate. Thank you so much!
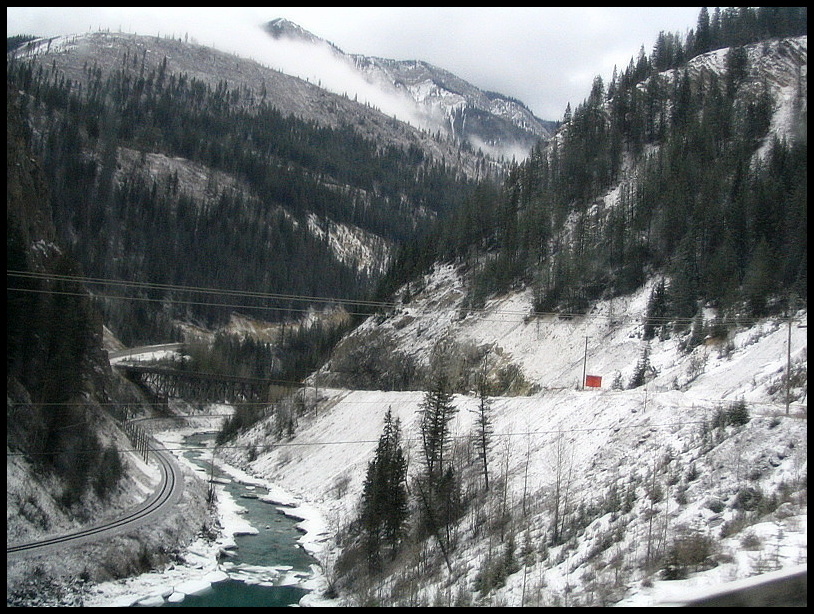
[{"left": 116, "top": 364, "right": 298, "bottom": 404}]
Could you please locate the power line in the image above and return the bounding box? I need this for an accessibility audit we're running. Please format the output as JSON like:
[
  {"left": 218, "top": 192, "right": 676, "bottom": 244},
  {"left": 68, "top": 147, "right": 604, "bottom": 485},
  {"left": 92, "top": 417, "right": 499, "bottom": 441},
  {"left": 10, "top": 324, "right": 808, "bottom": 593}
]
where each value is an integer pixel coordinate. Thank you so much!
[
  {"left": 7, "top": 269, "right": 390, "bottom": 309},
  {"left": 6, "top": 403, "right": 806, "bottom": 459},
  {"left": 8, "top": 269, "right": 804, "bottom": 327},
  {"left": 13, "top": 397, "right": 807, "bottom": 410},
  {"left": 0, "top": 417, "right": 745, "bottom": 457},
  {"left": 5, "top": 282, "right": 674, "bottom": 324},
  {"left": 7, "top": 270, "right": 806, "bottom": 457},
  {"left": 7, "top": 285, "right": 371, "bottom": 319}
]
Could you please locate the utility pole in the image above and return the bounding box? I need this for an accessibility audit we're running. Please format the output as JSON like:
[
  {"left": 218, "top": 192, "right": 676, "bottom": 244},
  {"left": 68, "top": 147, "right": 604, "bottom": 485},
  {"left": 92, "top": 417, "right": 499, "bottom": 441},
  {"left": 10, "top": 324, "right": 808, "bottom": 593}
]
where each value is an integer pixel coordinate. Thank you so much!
[
  {"left": 785, "top": 295, "right": 795, "bottom": 415},
  {"left": 785, "top": 294, "right": 802, "bottom": 415},
  {"left": 582, "top": 336, "right": 588, "bottom": 389},
  {"left": 786, "top": 313, "right": 792, "bottom": 415}
]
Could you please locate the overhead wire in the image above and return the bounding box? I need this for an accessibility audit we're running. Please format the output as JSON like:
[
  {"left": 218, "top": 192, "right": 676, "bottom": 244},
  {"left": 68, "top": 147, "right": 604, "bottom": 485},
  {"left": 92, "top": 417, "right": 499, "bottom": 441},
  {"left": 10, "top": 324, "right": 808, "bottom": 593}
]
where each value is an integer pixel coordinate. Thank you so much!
[
  {"left": 7, "top": 269, "right": 806, "bottom": 459},
  {"left": 7, "top": 281, "right": 373, "bottom": 320},
  {"left": 8, "top": 414, "right": 795, "bottom": 458},
  {"left": 7, "top": 269, "right": 805, "bottom": 326},
  {"left": 13, "top": 397, "right": 806, "bottom": 410},
  {"left": 7, "top": 269, "right": 391, "bottom": 309},
  {"left": 7, "top": 395, "right": 806, "bottom": 459}
]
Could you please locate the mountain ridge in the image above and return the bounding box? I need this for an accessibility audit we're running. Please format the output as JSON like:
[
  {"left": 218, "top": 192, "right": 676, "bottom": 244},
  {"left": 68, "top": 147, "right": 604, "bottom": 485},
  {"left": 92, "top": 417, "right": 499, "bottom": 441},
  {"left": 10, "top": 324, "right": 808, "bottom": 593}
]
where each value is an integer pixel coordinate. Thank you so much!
[
  {"left": 10, "top": 30, "right": 497, "bottom": 179},
  {"left": 6, "top": 11, "right": 807, "bottom": 606},
  {"left": 260, "top": 18, "right": 553, "bottom": 160},
  {"left": 217, "top": 30, "right": 807, "bottom": 606},
  {"left": 7, "top": 29, "right": 495, "bottom": 344}
]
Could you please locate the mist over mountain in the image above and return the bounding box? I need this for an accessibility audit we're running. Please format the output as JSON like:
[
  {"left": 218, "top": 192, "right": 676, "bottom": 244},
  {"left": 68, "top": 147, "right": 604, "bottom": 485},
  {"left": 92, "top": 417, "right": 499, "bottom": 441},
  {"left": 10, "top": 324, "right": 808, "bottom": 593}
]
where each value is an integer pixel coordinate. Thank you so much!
[{"left": 262, "top": 18, "right": 555, "bottom": 161}]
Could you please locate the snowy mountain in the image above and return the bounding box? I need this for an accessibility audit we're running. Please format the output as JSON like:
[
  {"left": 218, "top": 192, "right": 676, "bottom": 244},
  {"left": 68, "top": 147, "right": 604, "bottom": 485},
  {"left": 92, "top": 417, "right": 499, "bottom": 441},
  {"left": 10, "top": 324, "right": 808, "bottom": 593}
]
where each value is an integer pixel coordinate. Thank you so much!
[
  {"left": 9, "top": 29, "right": 497, "bottom": 180},
  {"left": 212, "top": 34, "right": 808, "bottom": 606},
  {"left": 6, "top": 12, "right": 807, "bottom": 607},
  {"left": 262, "top": 18, "right": 553, "bottom": 161},
  {"left": 7, "top": 29, "right": 496, "bottom": 343},
  {"left": 220, "top": 263, "right": 807, "bottom": 606}
]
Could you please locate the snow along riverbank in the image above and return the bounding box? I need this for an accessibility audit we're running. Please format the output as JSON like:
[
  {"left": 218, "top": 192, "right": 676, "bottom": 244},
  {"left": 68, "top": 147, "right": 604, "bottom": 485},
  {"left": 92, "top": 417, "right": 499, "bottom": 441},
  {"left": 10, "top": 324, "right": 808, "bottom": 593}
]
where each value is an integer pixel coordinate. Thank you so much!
[{"left": 81, "top": 428, "right": 339, "bottom": 607}]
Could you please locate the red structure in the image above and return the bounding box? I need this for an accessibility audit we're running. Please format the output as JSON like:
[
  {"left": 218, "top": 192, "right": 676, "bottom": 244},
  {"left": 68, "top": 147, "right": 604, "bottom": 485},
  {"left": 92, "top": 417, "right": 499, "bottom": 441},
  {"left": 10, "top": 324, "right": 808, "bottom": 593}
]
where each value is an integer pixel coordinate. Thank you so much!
[{"left": 585, "top": 375, "right": 602, "bottom": 388}]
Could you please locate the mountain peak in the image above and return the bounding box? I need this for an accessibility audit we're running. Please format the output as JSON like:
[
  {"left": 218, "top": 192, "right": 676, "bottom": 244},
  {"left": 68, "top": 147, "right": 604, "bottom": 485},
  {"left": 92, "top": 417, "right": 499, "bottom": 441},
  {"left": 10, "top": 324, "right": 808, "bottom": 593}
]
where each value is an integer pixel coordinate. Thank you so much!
[
  {"left": 259, "top": 18, "right": 551, "bottom": 157},
  {"left": 263, "top": 18, "right": 326, "bottom": 46}
]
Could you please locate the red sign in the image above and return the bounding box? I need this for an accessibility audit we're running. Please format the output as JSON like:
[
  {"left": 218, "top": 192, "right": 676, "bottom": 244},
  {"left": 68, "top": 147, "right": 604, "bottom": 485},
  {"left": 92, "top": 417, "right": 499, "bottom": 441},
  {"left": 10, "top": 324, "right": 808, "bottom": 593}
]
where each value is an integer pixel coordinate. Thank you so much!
[{"left": 585, "top": 375, "right": 602, "bottom": 388}]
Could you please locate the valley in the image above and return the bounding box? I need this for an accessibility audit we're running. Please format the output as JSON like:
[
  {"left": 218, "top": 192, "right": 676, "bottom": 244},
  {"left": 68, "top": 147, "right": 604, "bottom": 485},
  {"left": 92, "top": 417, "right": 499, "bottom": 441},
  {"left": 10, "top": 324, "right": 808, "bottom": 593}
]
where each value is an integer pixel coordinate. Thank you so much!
[
  {"left": 6, "top": 8, "right": 807, "bottom": 608},
  {"left": 12, "top": 269, "right": 805, "bottom": 606},
  {"left": 216, "top": 263, "right": 807, "bottom": 606}
]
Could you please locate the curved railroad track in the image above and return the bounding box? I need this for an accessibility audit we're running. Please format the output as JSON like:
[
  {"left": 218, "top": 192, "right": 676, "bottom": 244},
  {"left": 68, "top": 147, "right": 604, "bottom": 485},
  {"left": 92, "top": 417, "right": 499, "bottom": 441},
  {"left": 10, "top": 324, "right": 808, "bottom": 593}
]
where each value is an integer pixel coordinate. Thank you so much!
[{"left": 7, "top": 440, "right": 184, "bottom": 559}]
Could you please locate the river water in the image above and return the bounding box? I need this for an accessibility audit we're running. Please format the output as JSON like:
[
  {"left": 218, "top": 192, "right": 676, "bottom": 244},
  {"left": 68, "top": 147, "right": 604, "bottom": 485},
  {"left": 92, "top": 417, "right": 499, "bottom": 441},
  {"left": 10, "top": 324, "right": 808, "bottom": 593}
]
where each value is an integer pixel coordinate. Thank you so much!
[{"left": 164, "top": 432, "right": 317, "bottom": 607}]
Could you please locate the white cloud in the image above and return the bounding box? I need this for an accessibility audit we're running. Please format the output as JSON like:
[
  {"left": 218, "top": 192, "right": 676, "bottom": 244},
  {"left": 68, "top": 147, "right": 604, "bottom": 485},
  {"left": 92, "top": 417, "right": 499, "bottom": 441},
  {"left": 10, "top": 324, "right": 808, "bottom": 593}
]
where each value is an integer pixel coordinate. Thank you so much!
[{"left": 7, "top": 7, "right": 704, "bottom": 121}]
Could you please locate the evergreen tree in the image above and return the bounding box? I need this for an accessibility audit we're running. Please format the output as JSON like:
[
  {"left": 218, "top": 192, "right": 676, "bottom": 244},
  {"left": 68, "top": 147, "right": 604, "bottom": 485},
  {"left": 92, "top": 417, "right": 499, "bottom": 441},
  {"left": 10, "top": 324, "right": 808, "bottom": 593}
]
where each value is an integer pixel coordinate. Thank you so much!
[
  {"left": 419, "top": 372, "right": 457, "bottom": 482},
  {"left": 703, "top": 231, "right": 741, "bottom": 311},
  {"left": 694, "top": 7, "right": 713, "bottom": 56},
  {"left": 628, "top": 343, "right": 653, "bottom": 389},
  {"left": 666, "top": 235, "right": 700, "bottom": 326},
  {"left": 472, "top": 359, "right": 494, "bottom": 491},
  {"left": 725, "top": 45, "right": 750, "bottom": 98},
  {"left": 741, "top": 239, "right": 775, "bottom": 317},
  {"left": 360, "top": 408, "right": 409, "bottom": 568},
  {"left": 417, "top": 367, "right": 462, "bottom": 554},
  {"left": 643, "top": 278, "right": 668, "bottom": 341}
]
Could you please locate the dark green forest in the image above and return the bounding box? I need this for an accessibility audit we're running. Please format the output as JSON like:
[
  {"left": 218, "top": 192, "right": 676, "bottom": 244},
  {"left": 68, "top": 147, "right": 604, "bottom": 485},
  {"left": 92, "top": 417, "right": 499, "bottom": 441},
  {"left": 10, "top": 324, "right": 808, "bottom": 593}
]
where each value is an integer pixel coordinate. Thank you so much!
[
  {"left": 6, "top": 6, "right": 808, "bottom": 371},
  {"left": 382, "top": 7, "right": 807, "bottom": 331},
  {"left": 8, "top": 89, "right": 126, "bottom": 507},
  {"left": 7, "top": 49, "right": 478, "bottom": 346}
]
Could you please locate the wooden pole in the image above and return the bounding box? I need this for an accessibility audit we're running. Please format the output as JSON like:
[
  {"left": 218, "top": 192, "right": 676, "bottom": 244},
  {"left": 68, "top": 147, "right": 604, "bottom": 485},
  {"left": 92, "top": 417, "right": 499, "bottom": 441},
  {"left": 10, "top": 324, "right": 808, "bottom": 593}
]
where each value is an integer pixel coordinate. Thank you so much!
[
  {"left": 786, "top": 313, "right": 792, "bottom": 415},
  {"left": 786, "top": 294, "right": 796, "bottom": 416}
]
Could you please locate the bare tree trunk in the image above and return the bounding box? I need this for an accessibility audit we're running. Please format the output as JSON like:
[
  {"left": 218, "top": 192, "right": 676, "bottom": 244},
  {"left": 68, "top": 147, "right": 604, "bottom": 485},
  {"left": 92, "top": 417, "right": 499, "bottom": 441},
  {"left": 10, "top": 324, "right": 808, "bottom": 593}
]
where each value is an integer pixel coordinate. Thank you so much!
[
  {"left": 522, "top": 430, "right": 531, "bottom": 517},
  {"left": 415, "top": 478, "right": 453, "bottom": 574},
  {"left": 500, "top": 436, "right": 512, "bottom": 540},
  {"left": 551, "top": 434, "right": 563, "bottom": 544},
  {"left": 559, "top": 441, "right": 575, "bottom": 543},
  {"left": 551, "top": 433, "right": 574, "bottom": 544},
  {"left": 646, "top": 454, "right": 658, "bottom": 567}
]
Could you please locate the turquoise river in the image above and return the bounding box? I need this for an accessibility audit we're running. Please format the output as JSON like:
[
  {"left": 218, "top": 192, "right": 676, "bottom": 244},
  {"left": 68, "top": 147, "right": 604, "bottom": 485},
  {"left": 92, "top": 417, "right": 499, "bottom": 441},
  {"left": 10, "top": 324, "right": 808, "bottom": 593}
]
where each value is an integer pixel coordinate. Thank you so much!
[{"left": 164, "top": 432, "right": 318, "bottom": 607}]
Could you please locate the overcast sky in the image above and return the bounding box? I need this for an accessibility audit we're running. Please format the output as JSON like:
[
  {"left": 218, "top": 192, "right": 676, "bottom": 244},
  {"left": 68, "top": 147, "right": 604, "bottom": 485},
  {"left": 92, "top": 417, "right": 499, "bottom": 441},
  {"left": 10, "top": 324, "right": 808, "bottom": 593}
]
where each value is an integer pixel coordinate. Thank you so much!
[{"left": 7, "top": 7, "right": 703, "bottom": 121}]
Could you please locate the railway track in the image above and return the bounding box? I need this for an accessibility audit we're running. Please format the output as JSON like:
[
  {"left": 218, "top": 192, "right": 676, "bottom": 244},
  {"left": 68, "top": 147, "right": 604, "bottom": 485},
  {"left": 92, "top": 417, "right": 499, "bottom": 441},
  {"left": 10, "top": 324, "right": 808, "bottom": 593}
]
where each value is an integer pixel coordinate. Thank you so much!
[{"left": 7, "top": 440, "right": 184, "bottom": 559}]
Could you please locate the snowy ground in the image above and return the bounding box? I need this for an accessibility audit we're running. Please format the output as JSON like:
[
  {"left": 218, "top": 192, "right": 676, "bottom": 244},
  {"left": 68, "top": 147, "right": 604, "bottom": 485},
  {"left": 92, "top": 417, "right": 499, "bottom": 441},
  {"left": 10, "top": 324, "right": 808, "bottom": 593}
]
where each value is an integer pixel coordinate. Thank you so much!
[
  {"left": 224, "top": 389, "right": 806, "bottom": 606},
  {"left": 217, "top": 264, "right": 806, "bottom": 606},
  {"left": 74, "top": 264, "right": 807, "bottom": 606}
]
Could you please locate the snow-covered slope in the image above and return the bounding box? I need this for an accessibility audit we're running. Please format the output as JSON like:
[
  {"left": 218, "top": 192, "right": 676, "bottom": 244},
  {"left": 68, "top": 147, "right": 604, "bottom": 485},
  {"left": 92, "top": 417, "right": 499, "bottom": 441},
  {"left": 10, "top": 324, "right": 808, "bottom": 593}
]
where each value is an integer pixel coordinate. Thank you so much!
[
  {"left": 221, "top": 263, "right": 807, "bottom": 606},
  {"left": 667, "top": 36, "right": 806, "bottom": 156}
]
